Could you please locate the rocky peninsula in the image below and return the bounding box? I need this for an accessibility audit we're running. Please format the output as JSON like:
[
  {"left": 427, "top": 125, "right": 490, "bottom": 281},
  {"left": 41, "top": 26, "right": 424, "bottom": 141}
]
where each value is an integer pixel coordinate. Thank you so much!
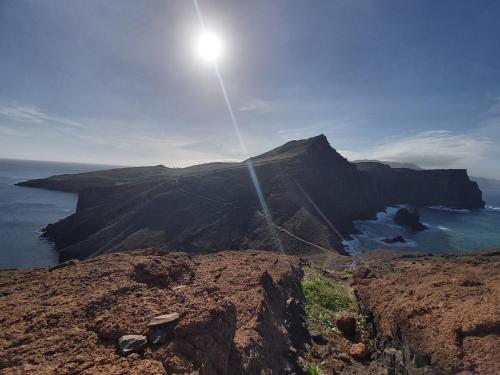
[{"left": 17, "top": 135, "right": 484, "bottom": 262}]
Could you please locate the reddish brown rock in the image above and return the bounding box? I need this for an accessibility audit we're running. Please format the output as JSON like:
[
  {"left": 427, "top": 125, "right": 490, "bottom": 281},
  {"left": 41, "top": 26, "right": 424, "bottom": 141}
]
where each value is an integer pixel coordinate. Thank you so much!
[
  {"left": 350, "top": 343, "right": 369, "bottom": 360},
  {"left": 0, "top": 250, "right": 306, "bottom": 374},
  {"left": 353, "top": 266, "right": 375, "bottom": 280},
  {"left": 336, "top": 316, "right": 356, "bottom": 337},
  {"left": 353, "top": 250, "right": 500, "bottom": 374}
]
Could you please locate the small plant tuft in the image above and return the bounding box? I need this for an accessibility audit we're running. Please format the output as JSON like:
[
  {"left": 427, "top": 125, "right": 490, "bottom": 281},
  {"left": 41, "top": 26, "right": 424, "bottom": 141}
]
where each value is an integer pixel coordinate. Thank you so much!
[
  {"left": 305, "top": 362, "right": 322, "bottom": 375},
  {"left": 301, "top": 266, "right": 355, "bottom": 332}
]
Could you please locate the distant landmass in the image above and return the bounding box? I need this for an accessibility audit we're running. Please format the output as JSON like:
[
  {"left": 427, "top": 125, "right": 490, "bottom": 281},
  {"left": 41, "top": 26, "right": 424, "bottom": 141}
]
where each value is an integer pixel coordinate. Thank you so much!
[
  {"left": 18, "top": 135, "right": 484, "bottom": 261},
  {"left": 471, "top": 176, "right": 500, "bottom": 206},
  {"left": 353, "top": 159, "right": 424, "bottom": 170}
]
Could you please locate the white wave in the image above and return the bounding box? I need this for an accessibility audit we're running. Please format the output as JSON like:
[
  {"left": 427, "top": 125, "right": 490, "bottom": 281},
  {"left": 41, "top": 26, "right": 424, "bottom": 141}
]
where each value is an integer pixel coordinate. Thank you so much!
[
  {"left": 374, "top": 237, "right": 417, "bottom": 248},
  {"left": 428, "top": 206, "right": 472, "bottom": 213},
  {"left": 371, "top": 205, "right": 407, "bottom": 221},
  {"left": 486, "top": 205, "right": 500, "bottom": 211},
  {"left": 342, "top": 237, "right": 362, "bottom": 256},
  {"left": 437, "top": 225, "right": 450, "bottom": 231}
]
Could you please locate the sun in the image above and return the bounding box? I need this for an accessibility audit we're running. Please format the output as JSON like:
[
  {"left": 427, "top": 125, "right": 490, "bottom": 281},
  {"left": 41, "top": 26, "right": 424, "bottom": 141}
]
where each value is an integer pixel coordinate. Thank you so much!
[{"left": 197, "top": 31, "right": 223, "bottom": 63}]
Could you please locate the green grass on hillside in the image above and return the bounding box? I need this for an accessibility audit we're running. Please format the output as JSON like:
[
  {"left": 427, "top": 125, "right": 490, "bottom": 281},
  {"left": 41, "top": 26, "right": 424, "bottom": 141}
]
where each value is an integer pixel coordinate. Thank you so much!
[{"left": 301, "top": 266, "right": 355, "bottom": 333}]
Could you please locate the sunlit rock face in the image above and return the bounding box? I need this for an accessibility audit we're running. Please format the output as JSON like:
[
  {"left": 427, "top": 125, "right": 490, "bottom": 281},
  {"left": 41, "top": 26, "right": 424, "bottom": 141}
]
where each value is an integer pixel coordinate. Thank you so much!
[
  {"left": 0, "top": 250, "right": 307, "bottom": 374},
  {"left": 19, "top": 135, "right": 484, "bottom": 261}
]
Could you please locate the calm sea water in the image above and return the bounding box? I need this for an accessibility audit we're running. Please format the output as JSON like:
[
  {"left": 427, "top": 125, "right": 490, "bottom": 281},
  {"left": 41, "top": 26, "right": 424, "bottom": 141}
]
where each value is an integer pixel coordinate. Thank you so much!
[{"left": 0, "top": 159, "right": 116, "bottom": 269}]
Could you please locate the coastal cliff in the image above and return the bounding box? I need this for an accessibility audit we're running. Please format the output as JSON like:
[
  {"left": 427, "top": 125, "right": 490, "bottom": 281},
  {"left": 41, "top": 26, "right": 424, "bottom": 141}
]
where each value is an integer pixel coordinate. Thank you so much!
[
  {"left": 18, "top": 135, "right": 484, "bottom": 261},
  {"left": 356, "top": 161, "right": 484, "bottom": 209}
]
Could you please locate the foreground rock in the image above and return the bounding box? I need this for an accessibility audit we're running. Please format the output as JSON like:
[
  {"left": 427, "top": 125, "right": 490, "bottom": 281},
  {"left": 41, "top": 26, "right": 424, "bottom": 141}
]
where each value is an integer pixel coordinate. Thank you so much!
[
  {"left": 336, "top": 316, "right": 357, "bottom": 337},
  {"left": 349, "top": 343, "right": 369, "bottom": 360},
  {"left": 0, "top": 250, "right": 306, "bottom": 374},
  {"left": 118, "top": 335, "right": 148, "bottom": 355},
  {"left": 147, "top": 313, "right": 180, "bottom": 327},
  {"left": 353, "top": 250, "right": 500, "bottom": 374}
]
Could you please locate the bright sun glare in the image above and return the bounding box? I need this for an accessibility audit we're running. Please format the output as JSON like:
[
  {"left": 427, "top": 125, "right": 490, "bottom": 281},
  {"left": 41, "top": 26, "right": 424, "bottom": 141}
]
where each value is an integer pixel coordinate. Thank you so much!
[{"left": 197, "top": 32, "right": 223, "bottom": 63}]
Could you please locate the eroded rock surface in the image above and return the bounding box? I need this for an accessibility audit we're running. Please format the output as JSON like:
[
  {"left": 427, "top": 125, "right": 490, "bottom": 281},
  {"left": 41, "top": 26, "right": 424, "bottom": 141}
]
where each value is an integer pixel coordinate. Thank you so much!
[
  {"left": 0, "top": 250, "right": 306, "bottom": 374},
  {"left": 353, "top": 250, "right": 500, "bottom": 374}
]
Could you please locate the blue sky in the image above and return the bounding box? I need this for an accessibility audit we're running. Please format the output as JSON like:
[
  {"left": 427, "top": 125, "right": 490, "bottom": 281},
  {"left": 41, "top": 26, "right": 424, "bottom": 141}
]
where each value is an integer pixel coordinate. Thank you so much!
[{"left": 0, "top": 0, "right": 499, "bottom": 178}]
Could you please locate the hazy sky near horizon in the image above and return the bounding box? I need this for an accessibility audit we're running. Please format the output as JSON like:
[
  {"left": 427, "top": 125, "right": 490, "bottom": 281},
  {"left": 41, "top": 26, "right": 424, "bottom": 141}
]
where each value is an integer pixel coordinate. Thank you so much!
[{"left": 1, "top": 0, "right": 499, "bottom": 178}]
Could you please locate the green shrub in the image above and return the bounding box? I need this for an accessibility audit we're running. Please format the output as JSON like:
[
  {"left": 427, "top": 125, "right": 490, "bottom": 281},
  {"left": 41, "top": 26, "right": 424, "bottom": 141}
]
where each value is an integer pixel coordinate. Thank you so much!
[
  {"left": 301, "top": 266, "right": 355, "bottom": 332},
  {"left": 305, "top": 362, "right": 322, "bottom": 375}
]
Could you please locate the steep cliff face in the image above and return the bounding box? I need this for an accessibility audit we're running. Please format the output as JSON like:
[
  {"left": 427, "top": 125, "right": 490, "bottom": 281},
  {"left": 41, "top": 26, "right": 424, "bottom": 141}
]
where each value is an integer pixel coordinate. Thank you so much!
[
  {"left": 44, "top": 135, "right": 369, "bottom": 260},
  {"left": 20, "top": 135, "right": 484, "bottom": 261},
  {"left": 356, "top": 161, "right": 484, "bottom": 209}
]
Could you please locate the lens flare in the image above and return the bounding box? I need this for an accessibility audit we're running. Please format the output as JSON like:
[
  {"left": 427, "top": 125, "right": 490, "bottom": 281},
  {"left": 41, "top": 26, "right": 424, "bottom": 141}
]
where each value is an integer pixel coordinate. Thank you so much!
[
  {"left": 193, "top": 0, "right": 284, "bottom": 253},
  {"left": 197, "top": 32, "right": 222, "bottom": 63}
]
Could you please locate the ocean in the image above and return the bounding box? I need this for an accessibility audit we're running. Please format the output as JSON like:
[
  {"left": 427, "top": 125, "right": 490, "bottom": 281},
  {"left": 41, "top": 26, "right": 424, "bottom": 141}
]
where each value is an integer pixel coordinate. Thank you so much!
[
  {"left": 0, "top": 159, "right": 117, "bottom": 269},
  {"left": 1, "top": 159, "right": 500, "bottom": 268},
  {"left": 344, "top": 201, "right": 500, "bottom": 255}
]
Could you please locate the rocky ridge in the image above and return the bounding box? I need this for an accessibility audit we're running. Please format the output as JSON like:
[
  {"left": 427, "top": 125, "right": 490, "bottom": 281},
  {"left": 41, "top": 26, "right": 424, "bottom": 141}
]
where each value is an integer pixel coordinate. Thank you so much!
[
  {"left": 0, "top": 250, "right": 307, "bottom": 374},
  {"left": 352, "top": 250, "right": 500, "bottom": 374}
]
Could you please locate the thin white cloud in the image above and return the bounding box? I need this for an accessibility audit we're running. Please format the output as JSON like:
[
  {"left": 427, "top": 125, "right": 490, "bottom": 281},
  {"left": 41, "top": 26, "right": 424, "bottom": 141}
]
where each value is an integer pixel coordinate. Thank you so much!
[
  {"left": 0, "top": 103, "right": 83, "bottom": 128},
  {"left": 478, "top": 97, "right": 500, "bottom": 139},
  {"left": 350, "top": 130, "right": 493, "bottom": 169},
  {"left": 0, "top": 125, "right": 29, "bottom": 137},
  {"left": 237, "top": 99, "right": 272, "bottom": 114}
]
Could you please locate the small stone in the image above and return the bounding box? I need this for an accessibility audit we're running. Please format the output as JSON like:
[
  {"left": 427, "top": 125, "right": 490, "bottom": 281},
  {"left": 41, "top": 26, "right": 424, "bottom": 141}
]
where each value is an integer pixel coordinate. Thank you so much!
[
  {"left": 147, "top": 325, "right": 172, "bottom": 345},
  {"left": 338, "top": 353, "right": 351, "bottom": 363},
  {"left": 48, "top": 259, "right": 79, "bottom": 272},
  {"left": 336, "top": 316, "right": 356, "bottom": 337},
  {"left": 353, "top": 266, "right": 375, "bottom": 280},
  {"left": 350, "top": 343, "right": 369, "bottom": 360},
  {"left": 413, "top": 353, "right": 431, "bottom": 368},
  {"left": 147, "top": 312, "right": 180, "bottom": 327},
  {"left": 118, "top": 335, "right": 147, "bottom": 355},
  {"left": 312, "top": 344, "right": 330, "bottom": 359},
  {"left": 308, "top": 329, "right": 321, "bottom": 338},
  {"left": 459, "top": 279, "right": 483, "bottom": 287},
  {"left": 308, "top": 329, "right": 328, "bottom": 345}
]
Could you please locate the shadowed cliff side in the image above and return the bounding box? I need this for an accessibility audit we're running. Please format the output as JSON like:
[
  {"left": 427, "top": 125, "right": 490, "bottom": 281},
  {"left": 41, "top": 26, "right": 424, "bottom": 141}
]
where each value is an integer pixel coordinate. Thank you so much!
[{"left": 18, "top": 135, "right": 484, "bottom": 261}]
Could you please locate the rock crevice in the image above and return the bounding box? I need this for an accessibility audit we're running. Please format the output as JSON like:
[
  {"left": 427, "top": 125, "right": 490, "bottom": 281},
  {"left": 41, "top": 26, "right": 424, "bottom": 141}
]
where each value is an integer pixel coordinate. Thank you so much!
[{"left": 352, "top": 250, "right": 500, "bottom": 375}]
